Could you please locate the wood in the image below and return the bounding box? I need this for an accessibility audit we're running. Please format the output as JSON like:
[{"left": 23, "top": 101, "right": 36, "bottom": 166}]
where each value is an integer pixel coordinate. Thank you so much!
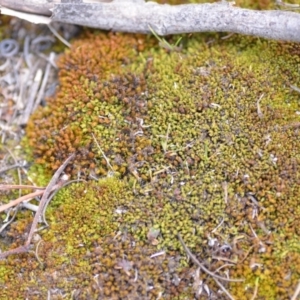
[
  {"left": 50, "top": 1, "right": 300, "bottom": 42},
  {"left": 0, "top": 0, "right": 299, "bottom": 42}
]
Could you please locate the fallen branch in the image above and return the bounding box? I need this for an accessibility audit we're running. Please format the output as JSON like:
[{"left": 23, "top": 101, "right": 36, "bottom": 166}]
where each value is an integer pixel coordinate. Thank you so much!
[
  {"left": 0, "top": 1, "right": 300, "bottom": 42},
  {"left": 51, "top": 1, "right": 300, "bottom": 42},
  {"left": 0, "top": 154, "right": 74, "bottom": 260}
]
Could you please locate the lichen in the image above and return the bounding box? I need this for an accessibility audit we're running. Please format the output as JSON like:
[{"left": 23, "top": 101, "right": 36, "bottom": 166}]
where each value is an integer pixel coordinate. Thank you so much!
[{"left": 2, "top": 18, "right": 300, "bottom": 300}]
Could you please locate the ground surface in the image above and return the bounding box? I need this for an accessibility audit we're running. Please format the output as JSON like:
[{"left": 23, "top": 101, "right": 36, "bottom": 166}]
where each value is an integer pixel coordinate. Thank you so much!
[{"left": 0, "top": 1, "right": 300, "bottom": 300}]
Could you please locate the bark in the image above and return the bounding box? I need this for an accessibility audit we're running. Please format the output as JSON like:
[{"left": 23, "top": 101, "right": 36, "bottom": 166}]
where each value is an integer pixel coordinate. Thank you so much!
[
  {"left": 0, "top": 0, "right": 300, "bottom": 42},
  {"left": 51, "top": 1, "right": 300, "bottom": 42}
]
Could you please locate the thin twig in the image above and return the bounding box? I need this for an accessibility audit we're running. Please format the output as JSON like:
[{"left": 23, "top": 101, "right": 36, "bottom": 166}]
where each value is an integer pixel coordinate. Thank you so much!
[
  {"left": 0, "top": 184, "right": 45, "bottom": 190},
  {"left": 178, "top": 234, "right": 239, "bottom": 300},
  {"left": 281, "top": 122, "right": 300, "bottom": 131},
  {"left": 0, "top": 190, "right": 45, "bottom": 213},
  {"left": 178, "top": 234, "right": 244, "bottom": 283},
  {"left": 291, "top": 280, "right": 300, "bottom": 300},
  {"left": 222, "top": 181, "right": 228, "bottom": 204},
  {"left": 33, "top": 239, "right": 44, "bottom": 266},
  {"left": 250, "top": 277, "right": 259, "bottom": 300},
  {"left": 212, "top": 256, "right": 237, "bottom": 264},
  {"left": 276, "top": 0, "right": 300, "bottom": 9},
  {"left": 211, "top": 217, "right": 225, "bottom": 233},
  {"left": 290, "top": 85, "right": 300, "bottom": 93},
  {"left": 25, "top": 154, "right": 75, "bottom": 245},
  {"left": 4, "top": 147, "right": 22, "bottom": 198},
  {"left": 23, "top": 35, "right": 32, "bottom": 69},
  {"left": 0, "top": 164, "right": 22, "bottom": 174},
  {"left": 213, "top": 277, "right": 235, "bottom": 300},
  {"left": 21, "top": 202, "right": 39, "bottom": 212},
  {"left": 0, "top": 207, "right": 19, "bottom": 234},
  {"left": 47, "top": 24, "right": 71, "bottom": 48},
  {"left": 256, "top": 94, "right": 264, "bottom": 119},
  {"left": 20, "top": 63, "right": 42, "bottom": 125},
  {"left": 240, "top": 245, "right": 254, "bottom": 263},
  {"left": 92, "top": 133, "right": 114, "bottom": 171},
  {"left": 32, "top": 52, "right": 55, "bottom": 112},
  {"left": 0, "top": 154, "right": 74, "bottom": 259}
]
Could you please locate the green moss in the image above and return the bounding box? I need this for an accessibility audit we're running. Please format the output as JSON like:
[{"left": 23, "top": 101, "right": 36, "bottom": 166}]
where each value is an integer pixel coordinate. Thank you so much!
[
  {"left": 0, "top": 264, "right": 12, "bottom": 285},
  {"left": 152, "top": 0, "right": 277, "bottom": 9},
  {"left": 4, "top": 28, "right": 300, "bottom": 298},
  {"left": 44, "top": 177, "right": 124, "bottom": 254}
]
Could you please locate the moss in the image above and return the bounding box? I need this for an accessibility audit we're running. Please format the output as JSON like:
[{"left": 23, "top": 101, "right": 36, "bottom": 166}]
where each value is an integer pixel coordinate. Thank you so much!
[
  {"left": 3, "top": 22, "right": 300, "bottom": 299},
  {"left": 26, "top": 32, "right": 155, "bottom": 177},
  {"left": 152, "top": 0, "right": 278, "bottom": 9},
  {"left": 44, "top": 177, "right": 125, "bottom": 255}
]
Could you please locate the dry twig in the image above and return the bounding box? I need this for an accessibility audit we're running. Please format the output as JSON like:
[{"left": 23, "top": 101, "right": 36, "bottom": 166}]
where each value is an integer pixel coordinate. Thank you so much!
[
  {"left": 291, "top": 280, "right": 300, "bottom": 300},
  {"left": 1, "top": 0, "right": 300, "bottom": 42},
  {"left": 0, "top": 164, "right": 22, "bottom": 174},
  {"left": 178, "top": 234, "right": 244, "bottom": 283},
  {"left": 0, "top": 189, "right": 46, "bottom": 213},
  {"left": 250, "top": 277, "right": 259, "bottom": 300},
  {"left": 0, "top": 154, "right": 74, "bottom": 259},
  {"left": 178, "top": 233, "right": 244, "bottom": 300},
  {"left": 0, "top": 184, "right": 45, "bottom": 190}
]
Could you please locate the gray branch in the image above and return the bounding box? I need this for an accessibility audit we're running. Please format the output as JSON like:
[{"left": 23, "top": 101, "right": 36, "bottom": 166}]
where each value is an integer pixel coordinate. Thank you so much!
[
  {"left": 1, "top": 0, "right": 300, "bottom": 42},
  {"left": 51, "top": 1, "right": 300, "bottom": 42},
  {"left": 52, "top": 0, "right": 300, "bottom": 42}
]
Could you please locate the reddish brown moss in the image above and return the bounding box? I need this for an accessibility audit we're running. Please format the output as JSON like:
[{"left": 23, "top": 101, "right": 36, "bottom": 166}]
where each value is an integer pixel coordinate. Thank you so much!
[{"left": 27, "top": 32, "right": 155, "bottom": 177}]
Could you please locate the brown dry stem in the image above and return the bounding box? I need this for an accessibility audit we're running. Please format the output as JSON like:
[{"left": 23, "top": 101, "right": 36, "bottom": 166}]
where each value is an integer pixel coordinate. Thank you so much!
[
  {"left": 0, "top": 189, "right": 45, "bottom": 213},
  {"left": 0, "top": 153, "right": 74, "bottom": 259},
  {"left": 178, "top": 233, "right": 244, "bottom": 299},
  {"left": 178, "top": 234, "right": 244, "bottom": 283},
  {"left": 0, "top": 184, "right": 46, "bottom": 190}
]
